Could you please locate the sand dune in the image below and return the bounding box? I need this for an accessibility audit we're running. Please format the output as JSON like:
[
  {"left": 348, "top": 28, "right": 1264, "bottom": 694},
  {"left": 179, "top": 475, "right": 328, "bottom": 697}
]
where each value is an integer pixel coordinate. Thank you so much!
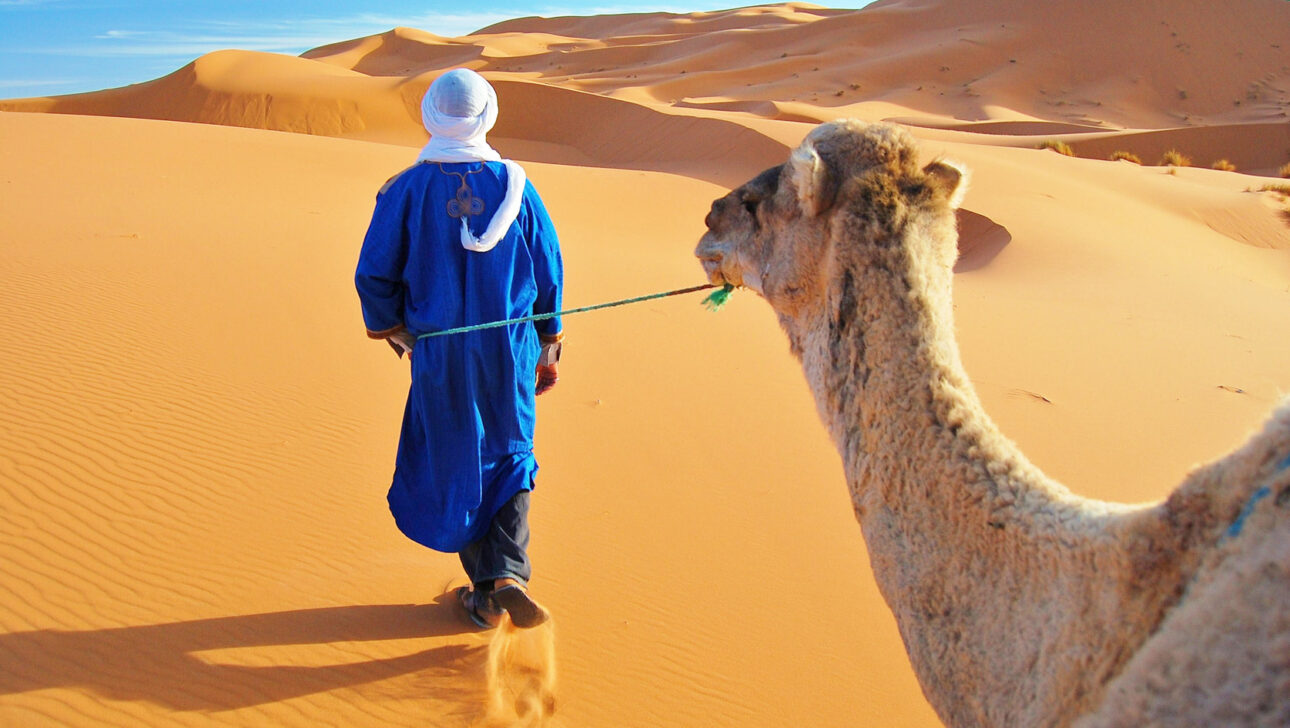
[
  {"left": 1063, "top": 121, "right": 1290, "bottom": 176},
  {"left": 0, "top": 55, "right": 787, "bottom": 184},
  {"left": 303, "top": 27, "right": 489, "bottom": 77},
  {"left": 9, "top": 0, "right": 1290, "bottom": 142},
  {"left": 3, "top": 50, "right": 420, "bottom": 145},
  {"left": 2, "top": 0, "right": 1290, "bottom": 725},
  {"left": 476, "top": 2, "right": 846, "bottom": 39},
  {"left": 487, "top": 79, "right": 790, "bottom": 184}
]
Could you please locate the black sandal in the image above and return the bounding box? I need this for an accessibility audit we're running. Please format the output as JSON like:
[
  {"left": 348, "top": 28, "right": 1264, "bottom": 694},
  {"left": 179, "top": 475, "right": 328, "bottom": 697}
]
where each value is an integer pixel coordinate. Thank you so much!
[
  {"left": 491, "top": 584, "right": 551, "bottom": 628},
  {"left": 456, "top": 586, "right": 503, "bottom": 629}
]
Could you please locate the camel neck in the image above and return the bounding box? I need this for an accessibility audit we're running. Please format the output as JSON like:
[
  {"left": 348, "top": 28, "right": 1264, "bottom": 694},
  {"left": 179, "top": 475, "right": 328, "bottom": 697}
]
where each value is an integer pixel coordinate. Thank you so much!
[
  {"left": 791, "top": 240, "right": 1071, "bottom": 525},
  {"left": 784, "top": 238, "right": 1135, "bottom": 725}
]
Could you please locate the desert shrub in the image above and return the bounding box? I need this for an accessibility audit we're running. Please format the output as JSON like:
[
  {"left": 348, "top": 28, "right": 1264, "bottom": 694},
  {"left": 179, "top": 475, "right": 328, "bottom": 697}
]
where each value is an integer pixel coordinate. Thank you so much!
[
  {"left": 1110, "top": 150, "right": 1142, "bottom": 164},
  {"left": 1160, "top": 149, "right": 1191, "bottom": 167},
  {"left": 1039, "top": 140, "right": 1075, "bottom": 157},
  {"left": 1262, "top": 183, "right": 1290, "bottom": 195},
  {"left": 1279, "top": 162, "right": 1290, "bottom": 178},
  {"left": 1210, "top": 159, "right": 1237, "bottom": 172}
]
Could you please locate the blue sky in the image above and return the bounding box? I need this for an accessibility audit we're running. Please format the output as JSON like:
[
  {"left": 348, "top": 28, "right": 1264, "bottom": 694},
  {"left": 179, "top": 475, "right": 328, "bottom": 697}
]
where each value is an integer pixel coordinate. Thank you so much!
[{"left": 0, "top": 0, "right": 736, "bottom": 98}]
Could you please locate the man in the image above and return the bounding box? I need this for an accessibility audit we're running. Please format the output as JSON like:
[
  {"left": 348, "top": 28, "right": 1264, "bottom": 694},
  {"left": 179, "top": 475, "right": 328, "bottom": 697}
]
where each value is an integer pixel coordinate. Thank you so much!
[{"left": 355, "top": 69, "right": 564, "bottom": 629}]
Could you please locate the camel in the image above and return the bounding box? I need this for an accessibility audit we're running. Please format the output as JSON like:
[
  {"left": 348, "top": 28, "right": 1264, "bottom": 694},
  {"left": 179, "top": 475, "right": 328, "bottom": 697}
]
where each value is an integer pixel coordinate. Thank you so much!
[{"left": 694, "top": 119, "right": 1290, "bottom": 727}]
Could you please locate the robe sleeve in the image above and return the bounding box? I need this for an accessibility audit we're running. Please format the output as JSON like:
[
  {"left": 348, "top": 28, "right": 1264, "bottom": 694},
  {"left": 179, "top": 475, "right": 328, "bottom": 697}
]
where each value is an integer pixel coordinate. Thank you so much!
[
  {"left": 522, "top": 181, "right": 564, "bottom": 341},
  {"left": 355, "top": 184, "right": 410, "bottom": 338}
]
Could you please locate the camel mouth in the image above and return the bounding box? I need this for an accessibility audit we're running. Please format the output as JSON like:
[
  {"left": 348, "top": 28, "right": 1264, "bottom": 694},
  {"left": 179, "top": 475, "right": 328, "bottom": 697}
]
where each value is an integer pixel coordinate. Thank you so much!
[
  {"left": 696, "top": 233, "right": 748, "bottom": 288},
  {"left": 698, "top": 255, "right": 728, "bottom": 286},
  {"left": 695, "top": 236, "right": 729, "bottom": 286}
]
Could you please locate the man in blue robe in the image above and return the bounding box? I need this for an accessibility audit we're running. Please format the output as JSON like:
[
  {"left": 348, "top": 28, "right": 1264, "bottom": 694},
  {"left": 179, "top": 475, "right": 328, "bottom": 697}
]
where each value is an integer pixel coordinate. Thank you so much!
[{"left": 355, "top": 69, "right": 564, "bottom": 629}]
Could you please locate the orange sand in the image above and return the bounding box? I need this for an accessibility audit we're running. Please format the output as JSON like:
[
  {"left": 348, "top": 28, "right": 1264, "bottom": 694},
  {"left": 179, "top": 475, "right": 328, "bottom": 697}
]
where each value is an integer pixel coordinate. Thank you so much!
[{"left": 1, "top": 1, "right": 1289, "bottom": 726}]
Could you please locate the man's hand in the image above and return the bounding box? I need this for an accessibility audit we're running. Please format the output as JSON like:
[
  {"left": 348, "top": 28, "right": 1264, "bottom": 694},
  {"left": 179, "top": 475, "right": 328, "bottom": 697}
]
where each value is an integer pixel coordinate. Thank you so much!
[
  {"left": 387, "top": 330, "right": 416, "bottom": 359},
  {"left": 536, "top": 363, "right": 558, "bottom": 395},
  {"left": 536, "top": 336, "right": 561, "bottom": 394}
]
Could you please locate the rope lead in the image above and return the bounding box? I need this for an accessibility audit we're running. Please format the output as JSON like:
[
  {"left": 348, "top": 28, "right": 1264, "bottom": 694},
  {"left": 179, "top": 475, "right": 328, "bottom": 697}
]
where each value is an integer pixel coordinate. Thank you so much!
[{"left": 416, "top": 282, "right": 735, "bottom": 340}]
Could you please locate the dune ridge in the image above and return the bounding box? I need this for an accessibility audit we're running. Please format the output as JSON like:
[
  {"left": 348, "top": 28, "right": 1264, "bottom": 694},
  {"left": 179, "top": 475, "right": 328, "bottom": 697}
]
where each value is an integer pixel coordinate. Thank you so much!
[
  {"left": 6, "top": 0, "right": 1290, "bottom": 171},
  {"left": 2, "top": 0, "right": 1289, "bottom": 725}
]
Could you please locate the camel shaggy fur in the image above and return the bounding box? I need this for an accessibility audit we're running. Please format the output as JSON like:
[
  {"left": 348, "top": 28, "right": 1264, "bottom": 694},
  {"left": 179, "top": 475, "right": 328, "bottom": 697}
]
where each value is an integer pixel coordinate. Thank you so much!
[{"left": 695, "top": 119, "right": 1290, "bottom": 727}]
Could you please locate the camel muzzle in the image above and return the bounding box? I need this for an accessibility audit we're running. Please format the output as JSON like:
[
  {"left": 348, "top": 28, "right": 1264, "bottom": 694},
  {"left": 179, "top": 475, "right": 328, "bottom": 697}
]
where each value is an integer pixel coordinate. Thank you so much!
[{"left": 695, "top": 239, "right": 738, "bottom": 288}]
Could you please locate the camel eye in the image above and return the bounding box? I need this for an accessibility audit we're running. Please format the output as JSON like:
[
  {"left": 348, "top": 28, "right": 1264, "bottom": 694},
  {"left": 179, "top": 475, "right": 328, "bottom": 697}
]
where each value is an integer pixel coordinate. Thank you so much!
[{"left": 741, "top": 197, "right": 759, "bottom": 217}]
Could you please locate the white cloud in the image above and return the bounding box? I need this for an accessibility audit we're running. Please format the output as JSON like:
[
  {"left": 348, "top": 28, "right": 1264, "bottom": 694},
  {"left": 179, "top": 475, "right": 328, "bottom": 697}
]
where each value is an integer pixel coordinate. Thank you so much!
[
  {"left": 85, "top": 12, "right": 522, "bottom": 56},
  {"left": 22, "top": 5, "right": 747, "bottom": 62},
  {"left": 276, "top": 11, "right": 528, "bottom": 36},
  {"left": 24, "top": 11, "right": 526, "bottom": 60},
  {"left": 0, "top": 77, "right": 77, "bottom": 88},
  {"left": 86, "top": 31, "right": 353, "bottom": 57}
]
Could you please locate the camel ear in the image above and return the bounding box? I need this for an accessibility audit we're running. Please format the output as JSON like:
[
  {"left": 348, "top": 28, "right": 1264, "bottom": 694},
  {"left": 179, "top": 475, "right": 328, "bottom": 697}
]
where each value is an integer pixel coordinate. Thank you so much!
[
  {"left": 922, "top": 159, "right": 969, "bottom": 210},
  {"left": 788, "top": 143, "right": 837, "bottom": 217}
]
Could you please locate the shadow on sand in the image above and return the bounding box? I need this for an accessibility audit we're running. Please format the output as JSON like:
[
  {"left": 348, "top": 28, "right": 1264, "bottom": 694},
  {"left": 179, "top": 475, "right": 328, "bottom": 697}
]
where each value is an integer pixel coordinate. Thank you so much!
[
  {"left": 954, "top": 208, "right": 1012, "bottom": 273},
  {"left": 0, "top": 595, "right": 486, "bottom": 711}
]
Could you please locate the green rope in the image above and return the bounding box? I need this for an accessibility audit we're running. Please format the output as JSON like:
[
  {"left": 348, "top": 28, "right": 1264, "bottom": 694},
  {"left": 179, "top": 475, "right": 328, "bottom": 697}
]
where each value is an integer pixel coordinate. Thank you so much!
[{"left": 416, "top": 282, "right": 735, "bottom": 340}]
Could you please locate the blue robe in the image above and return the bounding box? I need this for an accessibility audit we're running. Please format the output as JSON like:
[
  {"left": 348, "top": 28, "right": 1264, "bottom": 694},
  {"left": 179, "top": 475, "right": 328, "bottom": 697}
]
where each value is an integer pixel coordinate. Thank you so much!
[{"left": 355, "top": 161, "right": 563, "bottom": 553}]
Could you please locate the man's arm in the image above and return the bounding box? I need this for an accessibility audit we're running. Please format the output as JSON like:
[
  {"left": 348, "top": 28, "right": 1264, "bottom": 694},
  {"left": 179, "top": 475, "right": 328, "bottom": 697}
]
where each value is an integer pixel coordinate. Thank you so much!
[
  {"left": 523, "top": 180, "right": 564, "bottom": 393},
  {"left": 355, "top": 183, "right": 411, "bottom": 356}
]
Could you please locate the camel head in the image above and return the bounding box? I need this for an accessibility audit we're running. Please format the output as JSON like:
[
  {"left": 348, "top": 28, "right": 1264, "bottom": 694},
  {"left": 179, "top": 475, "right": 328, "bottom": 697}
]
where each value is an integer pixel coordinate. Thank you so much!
[{"left": 695, "top": 120, "right": 968, "bottom": 321}]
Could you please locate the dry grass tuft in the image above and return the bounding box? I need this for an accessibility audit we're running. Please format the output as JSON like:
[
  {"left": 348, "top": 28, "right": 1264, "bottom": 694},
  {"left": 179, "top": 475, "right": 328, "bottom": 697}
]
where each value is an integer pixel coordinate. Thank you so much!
[
  {"left": 1160, "top": 149, "right": 1191, "bottom": 167},
  {"left": 1039, "top": 140, "right": 1075, "bottom": 157},
  {"left": 1279, "top": 162, "right": 1290, "bottom": 178},
  {"left": 1110, "top": 151, "right": 1142, "bottom": 164},
  {"left": 1261, "top": 183, "right": 1290, "bottom": 195},
  {"left": 1210, "top": 159, "right": 1237, "bottom": 172}
]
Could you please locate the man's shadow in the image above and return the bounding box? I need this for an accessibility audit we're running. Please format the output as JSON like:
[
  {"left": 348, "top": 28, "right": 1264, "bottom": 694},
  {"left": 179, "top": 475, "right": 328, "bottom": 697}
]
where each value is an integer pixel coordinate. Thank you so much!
[{"left": 0, "top": 595, "right": 486, "bottom": 711}]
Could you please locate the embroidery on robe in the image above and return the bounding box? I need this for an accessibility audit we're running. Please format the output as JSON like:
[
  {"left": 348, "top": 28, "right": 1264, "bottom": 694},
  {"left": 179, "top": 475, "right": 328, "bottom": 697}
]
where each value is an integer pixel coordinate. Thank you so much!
[{"left": 439, "top": 163, "right": 487, "bottom": 219}]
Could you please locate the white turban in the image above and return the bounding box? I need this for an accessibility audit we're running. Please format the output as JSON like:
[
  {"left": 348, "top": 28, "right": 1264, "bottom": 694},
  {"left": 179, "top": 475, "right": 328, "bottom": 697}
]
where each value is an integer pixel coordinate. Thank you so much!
[
  {"left": 416, "top": 69, "right": 525, "bottom": 254},
  {"left": 418, "top": 69, "right": 501, "bottom": 163}
]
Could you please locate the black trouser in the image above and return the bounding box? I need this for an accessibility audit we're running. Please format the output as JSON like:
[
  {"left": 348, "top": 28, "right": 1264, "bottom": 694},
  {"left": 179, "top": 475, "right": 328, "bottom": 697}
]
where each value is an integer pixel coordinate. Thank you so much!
[{"left": 459, "top": 490, "right": 532, "bottom": 591}]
